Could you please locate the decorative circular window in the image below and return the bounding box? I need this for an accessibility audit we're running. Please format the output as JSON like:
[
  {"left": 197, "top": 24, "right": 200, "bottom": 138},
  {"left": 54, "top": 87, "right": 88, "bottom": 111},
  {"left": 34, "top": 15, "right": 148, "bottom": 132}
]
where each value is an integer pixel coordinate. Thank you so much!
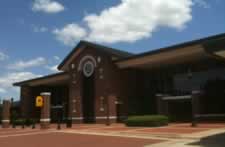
[{"left": 83, "top": 61, "right": 95, "bottom": 77}]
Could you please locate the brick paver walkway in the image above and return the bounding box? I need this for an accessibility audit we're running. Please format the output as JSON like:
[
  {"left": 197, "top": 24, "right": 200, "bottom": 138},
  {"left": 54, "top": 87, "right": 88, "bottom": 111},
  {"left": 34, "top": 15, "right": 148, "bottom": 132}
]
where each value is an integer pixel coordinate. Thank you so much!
[
  {"left": 0, "top": 128, "right": 161, "bottom": 147},
  {"left": 0, "top": 123, "right": 225, "bottom": 147}
]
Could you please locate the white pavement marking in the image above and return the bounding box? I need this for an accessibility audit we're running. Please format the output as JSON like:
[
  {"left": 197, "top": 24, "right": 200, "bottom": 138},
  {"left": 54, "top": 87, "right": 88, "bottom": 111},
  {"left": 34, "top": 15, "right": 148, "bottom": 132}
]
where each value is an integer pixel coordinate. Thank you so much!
[
  {"left": 0, "top": 130, "right": 54, "bottom": 138},
  {"left": 55, "top": 129, "right": 171, "bottom": 141},
  {"left": 0, "top": 129, "right": 40, "bottom": 134},
  {"left": 55, "top": 126, "right": 225, "bottom": 143},
  {"left": 144, "top": 139, "right": 200, "bottom": 147}
]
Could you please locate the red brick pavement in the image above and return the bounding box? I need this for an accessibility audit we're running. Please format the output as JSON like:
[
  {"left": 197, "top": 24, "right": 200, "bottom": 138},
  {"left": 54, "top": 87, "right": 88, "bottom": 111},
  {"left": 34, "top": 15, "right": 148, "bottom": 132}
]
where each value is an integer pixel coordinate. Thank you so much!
[
  {"left": 67, "top": 123, "right": 225, "bottom": 135},
  {"left": 0, "top": 122, "right": 224, "bottom": 147},
  {"left": 0, "top": 131, "right": 162, "bottom": 147}
]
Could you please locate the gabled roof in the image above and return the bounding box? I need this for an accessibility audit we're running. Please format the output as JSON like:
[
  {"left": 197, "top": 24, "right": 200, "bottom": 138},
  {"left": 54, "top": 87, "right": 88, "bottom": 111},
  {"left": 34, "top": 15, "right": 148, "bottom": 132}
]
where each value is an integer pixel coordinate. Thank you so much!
[{"left": 58, "top": 40, "right": 133, "bottom": 70}]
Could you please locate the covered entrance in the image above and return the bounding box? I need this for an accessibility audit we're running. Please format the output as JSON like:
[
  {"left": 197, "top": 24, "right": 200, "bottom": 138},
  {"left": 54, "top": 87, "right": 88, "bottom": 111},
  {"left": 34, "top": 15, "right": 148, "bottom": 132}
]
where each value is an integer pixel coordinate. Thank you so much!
[
  {"left": 31, "top": 85, "right": 69, "bottom": 123},
  {"left": 160, "top": 95, "right": 193, "bottom": 122},
  {"left": 81, "top": 59, "right": 96, "bottom": 123},
  {"left": 117, "top": 36, "right": 225, "bottom": 123},
  {"left": 14, "top": 72, "right": 70, "bottom": 122},
  {"left": 82, "top": 73, "right": 95, "bottom": 123},
  {"left": 168, "top": 100, "right": 192, "bottom": 122}
]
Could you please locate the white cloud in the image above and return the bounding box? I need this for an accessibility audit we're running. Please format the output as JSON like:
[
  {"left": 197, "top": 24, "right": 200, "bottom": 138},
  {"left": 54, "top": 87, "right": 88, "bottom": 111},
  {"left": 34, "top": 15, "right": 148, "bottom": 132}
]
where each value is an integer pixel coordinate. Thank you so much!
[
  {"left": 0, "top": 72, "right": 42, "bottom": 97},
  {"left": 53, "top": 56, "right": 60, "bottom": 61},
  {"left": 53, "top": 0, "right": 193, "bottom": 45},
  {"left": 193, "top": 0, "right": 210, "bottom": 8},
  {"left": 32, "top": 0, "right": 65, "bottom": 14},
  {"left": 46, "top": 65, "right": 60, "bottom": 72},
  {"left": 8, "top": 57, "right": 47, "bottom": 70},
  {"left": 32, "top": 25, "right": 48, "bottom": 33},
  {"left": 0, "top": 88, "right": 6, "bottom": 93},
  {"left": 84, "top": 0, "right": 193, "bottom": 43},
  {"left": 53, "top": 23, "right": 87, "bottom": 46},
  {"left": 0, "top": 52, "right": 9, "bottom": 61}
]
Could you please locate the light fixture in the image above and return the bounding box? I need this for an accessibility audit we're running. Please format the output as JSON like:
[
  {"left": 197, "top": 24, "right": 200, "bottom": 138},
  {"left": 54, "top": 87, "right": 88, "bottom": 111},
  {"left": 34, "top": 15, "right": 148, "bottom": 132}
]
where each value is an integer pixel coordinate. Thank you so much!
[
  {"left": 71, "top": 64, "right": 75, "bottom": 69},
  {"left": 97, "top": 56, "right": 101, "bottom": 63}
]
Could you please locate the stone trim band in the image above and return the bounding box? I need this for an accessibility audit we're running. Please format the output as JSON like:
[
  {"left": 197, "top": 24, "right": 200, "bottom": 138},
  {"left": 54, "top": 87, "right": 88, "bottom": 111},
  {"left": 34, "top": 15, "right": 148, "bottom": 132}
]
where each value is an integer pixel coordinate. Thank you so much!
[
  {"left": 96, "top": 116, "right": 117, "bottom": 119},
  {"left": 40, "top": 92, "right": 51, "bottom": 96},
  {"left": 71, "top": 116, "right": 117, "bottom": 120},
  {"left": 72, "top": 117, "right": 83, "bottom": 120},
  {"left": 2, "top": 120, "right": 10, "bottom": 122},
  {"left": 40, "top": 118, "right": 51, "bottom": 122}
]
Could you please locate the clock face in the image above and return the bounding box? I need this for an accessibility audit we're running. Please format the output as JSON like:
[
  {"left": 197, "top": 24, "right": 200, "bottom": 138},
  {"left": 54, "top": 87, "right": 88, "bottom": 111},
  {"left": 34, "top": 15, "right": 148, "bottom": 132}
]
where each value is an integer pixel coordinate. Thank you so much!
[{"left": 83, "top": 61, "right": 94, "bottom": 77}]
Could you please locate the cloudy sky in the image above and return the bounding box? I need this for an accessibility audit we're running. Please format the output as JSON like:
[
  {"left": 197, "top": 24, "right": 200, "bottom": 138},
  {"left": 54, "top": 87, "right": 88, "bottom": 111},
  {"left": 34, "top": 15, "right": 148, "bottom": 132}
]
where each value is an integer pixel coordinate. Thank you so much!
[{"left": 0, "top": 0, "right": 225, "bottom": 100}]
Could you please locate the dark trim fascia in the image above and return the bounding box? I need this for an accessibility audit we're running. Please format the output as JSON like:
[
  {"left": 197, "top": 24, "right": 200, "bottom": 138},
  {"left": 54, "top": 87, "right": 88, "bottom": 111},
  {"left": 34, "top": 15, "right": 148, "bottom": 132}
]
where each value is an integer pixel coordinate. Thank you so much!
[
  {"left": 13, "top": 72, "right": 68, "bottom": 86},
  {"left": 115, "top": 33, "right": 225, "bottom": 63}
]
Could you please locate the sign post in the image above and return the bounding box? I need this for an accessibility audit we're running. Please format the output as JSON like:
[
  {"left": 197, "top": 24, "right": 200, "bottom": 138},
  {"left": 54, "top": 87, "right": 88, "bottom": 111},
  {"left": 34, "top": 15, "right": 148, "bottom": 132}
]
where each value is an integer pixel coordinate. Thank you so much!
[{"left": 36, "top": 96, "right": 43, "bottom": 108}]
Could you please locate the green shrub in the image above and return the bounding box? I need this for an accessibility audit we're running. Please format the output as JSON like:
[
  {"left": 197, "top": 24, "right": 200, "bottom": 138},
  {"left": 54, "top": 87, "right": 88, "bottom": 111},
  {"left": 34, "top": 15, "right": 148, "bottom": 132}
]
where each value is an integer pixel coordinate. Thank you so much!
[
  {"left": 25, "top": 119, "right": 37, "bottom": 126},
  {"left": 125, "top": 115, "right": 169, "bottom": 127},
  {"left": 10, "top": 110, "right": 20, "bottom": 124},
  {"left": 12, "top": 118, "right": 37, "bottom": 126},
  {"left": 12, "top": 119, "right": 26, "bottom": 126}
]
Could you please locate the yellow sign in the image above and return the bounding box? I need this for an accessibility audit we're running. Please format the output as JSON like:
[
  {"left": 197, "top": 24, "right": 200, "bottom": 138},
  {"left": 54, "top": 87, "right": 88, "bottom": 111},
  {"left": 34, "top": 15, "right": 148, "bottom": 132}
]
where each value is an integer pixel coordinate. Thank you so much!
[{"left": 36, "top": 96, "right": 43, "bottom": 107}]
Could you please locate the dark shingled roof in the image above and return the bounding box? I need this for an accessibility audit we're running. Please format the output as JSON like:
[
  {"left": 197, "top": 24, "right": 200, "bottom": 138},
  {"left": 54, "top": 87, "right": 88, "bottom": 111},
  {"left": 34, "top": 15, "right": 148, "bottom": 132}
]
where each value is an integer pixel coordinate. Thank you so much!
[
  {"left": 58, "top": 40, "right": 133, "bottom": 70},
  {"left": 13, "top": 72, "right": 68, "bottom": 86},
  {"left": 116, "top": 32, "right": 225, "bottom": 63},
  {"left": 12, "top": 32, "right": 225, "bottom": 87}
]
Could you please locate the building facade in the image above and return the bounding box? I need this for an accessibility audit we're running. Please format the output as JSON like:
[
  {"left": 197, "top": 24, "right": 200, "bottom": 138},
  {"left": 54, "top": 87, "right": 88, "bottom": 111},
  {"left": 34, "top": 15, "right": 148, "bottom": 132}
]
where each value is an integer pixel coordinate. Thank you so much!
[{"left": 14, "top": 33, "right": 225, "bottom": 123}]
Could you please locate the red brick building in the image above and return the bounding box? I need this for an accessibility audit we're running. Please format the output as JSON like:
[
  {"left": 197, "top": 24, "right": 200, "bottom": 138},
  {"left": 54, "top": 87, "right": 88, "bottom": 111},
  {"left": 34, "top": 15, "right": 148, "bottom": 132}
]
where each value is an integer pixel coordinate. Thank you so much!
[{"left": 14, "top": 33, "right": 225, "bottom": 123}]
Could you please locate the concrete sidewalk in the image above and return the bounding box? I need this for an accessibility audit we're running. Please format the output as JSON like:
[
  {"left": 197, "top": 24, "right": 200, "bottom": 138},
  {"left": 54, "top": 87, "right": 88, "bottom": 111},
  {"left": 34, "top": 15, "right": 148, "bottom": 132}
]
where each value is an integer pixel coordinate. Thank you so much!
[{"left": 146, "top": 128, "right": 225, "bottom": 147}]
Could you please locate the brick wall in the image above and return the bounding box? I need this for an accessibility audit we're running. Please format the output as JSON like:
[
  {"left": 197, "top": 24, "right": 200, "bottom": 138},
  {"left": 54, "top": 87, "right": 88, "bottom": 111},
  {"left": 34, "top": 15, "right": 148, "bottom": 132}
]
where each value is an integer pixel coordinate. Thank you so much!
[{"left": 67, "top": 47, "right": 131, "bottom": 123}]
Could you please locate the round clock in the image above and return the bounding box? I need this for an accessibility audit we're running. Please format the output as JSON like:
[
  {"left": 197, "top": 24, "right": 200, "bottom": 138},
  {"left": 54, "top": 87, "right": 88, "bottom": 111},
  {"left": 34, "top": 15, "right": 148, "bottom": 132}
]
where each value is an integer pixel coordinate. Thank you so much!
[{"left": 83, "top": 61, "right": 94, "bottom": 77}]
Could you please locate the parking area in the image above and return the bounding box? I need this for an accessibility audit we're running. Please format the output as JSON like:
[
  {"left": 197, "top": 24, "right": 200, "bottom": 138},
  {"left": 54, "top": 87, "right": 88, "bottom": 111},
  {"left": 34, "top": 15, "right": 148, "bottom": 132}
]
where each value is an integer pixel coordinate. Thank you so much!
[{"left": 0, "top": 123, "right": 225, "bottom": 147}]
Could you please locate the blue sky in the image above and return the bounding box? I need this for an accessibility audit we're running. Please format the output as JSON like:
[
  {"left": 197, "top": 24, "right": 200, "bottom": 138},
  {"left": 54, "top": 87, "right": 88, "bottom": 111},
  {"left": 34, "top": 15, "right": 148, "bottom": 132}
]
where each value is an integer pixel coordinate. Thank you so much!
[{"left": 0, "top": 0, "right": 225, "bottom": 100}]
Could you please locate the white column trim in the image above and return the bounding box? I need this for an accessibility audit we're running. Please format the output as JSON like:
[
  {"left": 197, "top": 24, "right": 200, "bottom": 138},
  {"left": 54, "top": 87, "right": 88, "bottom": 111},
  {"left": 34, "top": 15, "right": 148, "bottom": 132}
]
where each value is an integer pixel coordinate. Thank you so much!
[
  {"left": 72, "top": 117, "right": 83, "bottom": 120},
  {"left": 96, "top": 116, "right": 117, "bottom": 119},
  {"left": 2, "top": 120, "right": 10, "bottom": 122},
  {"left": 40, "top": 92, "right": 51, "bottom": 96},
  {"left": 40, "top": 118, "right": 50, "bottom": 122}
]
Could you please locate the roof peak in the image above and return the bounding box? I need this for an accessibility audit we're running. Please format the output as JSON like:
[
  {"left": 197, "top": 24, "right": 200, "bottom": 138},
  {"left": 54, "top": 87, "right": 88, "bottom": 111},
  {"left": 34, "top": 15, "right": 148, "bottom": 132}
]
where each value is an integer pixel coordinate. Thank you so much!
[{"left": 58, "top": 40, "right": 133, "bottom": 70}]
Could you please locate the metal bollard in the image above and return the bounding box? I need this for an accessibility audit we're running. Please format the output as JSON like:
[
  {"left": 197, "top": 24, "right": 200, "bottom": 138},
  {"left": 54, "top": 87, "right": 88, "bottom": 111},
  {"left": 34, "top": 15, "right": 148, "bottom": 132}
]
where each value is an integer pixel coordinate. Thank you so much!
[
  {"left": 66, "top": 119, "right": 72, "bottom": 128},
  {"left": 22, "top": 120, "right": 25, "bottom": 129},
  {"left": 32, "top": 121, "right": 36, "bottom": 129}
]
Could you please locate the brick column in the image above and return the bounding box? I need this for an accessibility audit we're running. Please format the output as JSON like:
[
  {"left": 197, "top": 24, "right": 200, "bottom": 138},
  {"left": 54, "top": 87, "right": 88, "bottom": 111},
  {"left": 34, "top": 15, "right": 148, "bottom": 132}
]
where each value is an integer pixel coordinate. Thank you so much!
[
  {"left": 107, "top": 95, "right": 117, "bottom": 124},
  {"left": 40, "top": 92, "right": 51, "bottom": 129},
  {"left": 68, "top": 68, "right": 83, "bottom": 124},
  {"left": 2, "top": 100, "right": 11, "bottom": 128},
  {"left": 191, "top": 90, "right": 201, "bottom": 127}
]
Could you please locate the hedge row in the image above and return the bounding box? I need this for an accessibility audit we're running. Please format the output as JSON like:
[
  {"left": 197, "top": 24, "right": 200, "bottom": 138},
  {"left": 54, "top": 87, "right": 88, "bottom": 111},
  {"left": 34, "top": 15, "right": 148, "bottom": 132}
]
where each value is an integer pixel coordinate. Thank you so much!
[
  {"left": 125, "top": 115, "right": 168, "bottom": 127},
  {"left": 11, "top": 118, "right": 37, "bottom": 126}
]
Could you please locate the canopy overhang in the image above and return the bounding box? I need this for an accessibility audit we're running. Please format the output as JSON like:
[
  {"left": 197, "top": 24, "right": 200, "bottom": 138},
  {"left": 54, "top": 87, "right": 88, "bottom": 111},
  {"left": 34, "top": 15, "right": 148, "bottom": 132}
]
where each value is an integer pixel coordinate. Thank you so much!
[
  {"left": 13, "top": 72, "right": 70, "bottom": 87},
  {"left": 116, "top": 45, "right": 209, "bottom": 69},
  {"left": 116, "top": 36, "right": 225, "bottom": 69}
]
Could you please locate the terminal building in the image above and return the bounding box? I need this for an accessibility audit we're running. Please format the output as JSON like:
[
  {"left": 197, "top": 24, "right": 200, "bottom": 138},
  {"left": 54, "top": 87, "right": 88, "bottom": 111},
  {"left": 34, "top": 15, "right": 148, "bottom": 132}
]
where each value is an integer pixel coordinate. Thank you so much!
[{"left": 14, "top": 33, "right": 225, "bottom": 123}]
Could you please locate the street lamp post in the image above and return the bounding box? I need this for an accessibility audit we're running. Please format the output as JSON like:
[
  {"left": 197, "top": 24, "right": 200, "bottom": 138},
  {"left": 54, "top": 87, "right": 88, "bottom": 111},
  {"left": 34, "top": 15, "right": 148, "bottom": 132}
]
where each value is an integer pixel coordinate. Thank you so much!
[{"left": 10, "top": 98, "right": 17, "bottom": 128}]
